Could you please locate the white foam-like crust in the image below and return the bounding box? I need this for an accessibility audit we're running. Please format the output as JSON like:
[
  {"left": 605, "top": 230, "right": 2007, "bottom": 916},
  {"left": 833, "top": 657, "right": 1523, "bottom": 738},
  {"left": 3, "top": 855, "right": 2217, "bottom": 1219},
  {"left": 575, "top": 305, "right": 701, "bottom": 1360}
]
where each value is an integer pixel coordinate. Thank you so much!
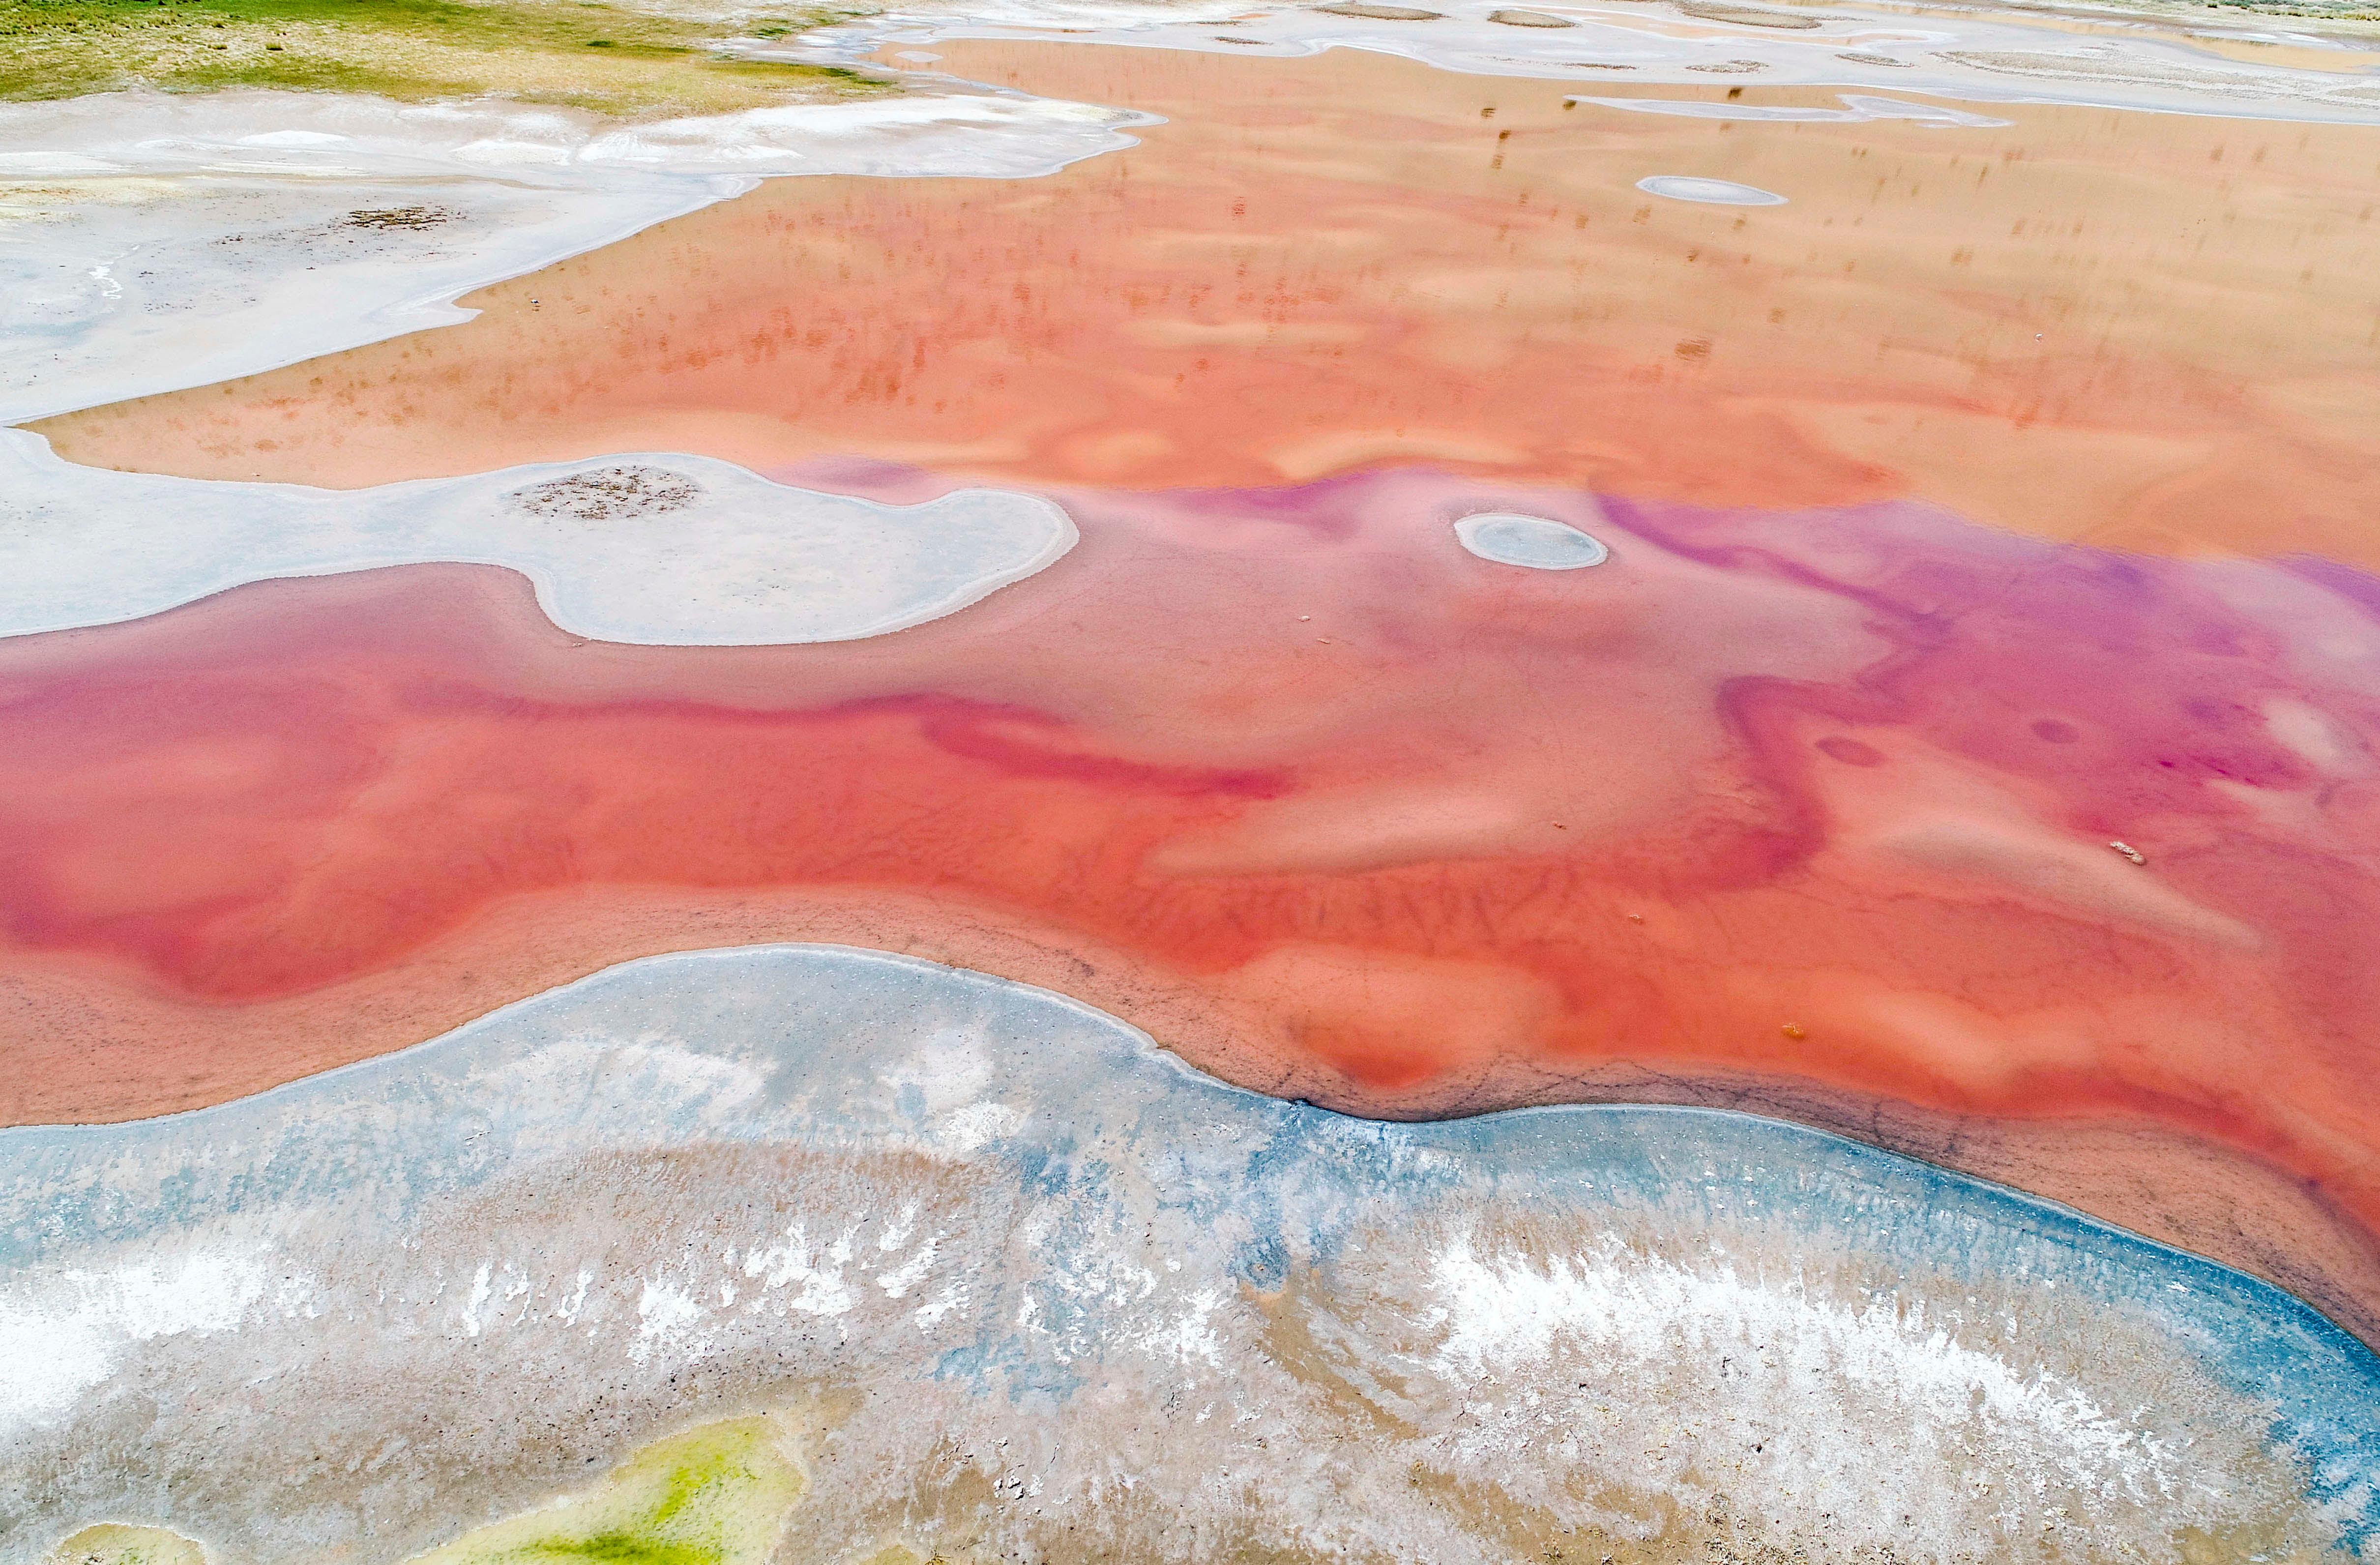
[
  {"left": 0, "top": 429, "right": 1076, "bottom": 644},
  {"left": 817, "top": 0, "right": 2380, "bottom": 123},
  {"left": 0, "top": 87, "right": 1152, "bottom": 424},
  {"left": 1454, "top": 510, "right": 1612, "bottom": 566}
]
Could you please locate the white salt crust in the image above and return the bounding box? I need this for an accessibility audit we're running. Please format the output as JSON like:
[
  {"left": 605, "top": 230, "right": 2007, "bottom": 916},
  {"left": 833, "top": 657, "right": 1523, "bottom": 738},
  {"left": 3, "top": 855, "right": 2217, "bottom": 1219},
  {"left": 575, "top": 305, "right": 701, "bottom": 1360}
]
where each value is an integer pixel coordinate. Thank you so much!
[
  {"left": 1454, "top": 510, "right": 1613, "bottom": 566},
  {"left": 0, "top": 429, "right": 1077, "bottom": 645}
]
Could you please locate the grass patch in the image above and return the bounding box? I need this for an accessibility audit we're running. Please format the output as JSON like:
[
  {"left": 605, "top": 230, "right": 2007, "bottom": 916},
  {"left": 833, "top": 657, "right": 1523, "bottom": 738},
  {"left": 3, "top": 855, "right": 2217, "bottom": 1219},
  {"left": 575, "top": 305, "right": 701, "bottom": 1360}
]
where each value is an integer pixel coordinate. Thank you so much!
[{"left": 0, "top": 0, "right": 896, "bottom": 115}]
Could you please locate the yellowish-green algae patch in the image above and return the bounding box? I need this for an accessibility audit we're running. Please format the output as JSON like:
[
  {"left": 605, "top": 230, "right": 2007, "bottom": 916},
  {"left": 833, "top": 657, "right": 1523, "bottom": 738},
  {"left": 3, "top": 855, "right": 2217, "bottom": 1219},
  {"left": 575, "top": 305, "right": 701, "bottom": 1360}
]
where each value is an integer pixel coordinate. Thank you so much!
[
  {"left": 43, "top": 1525, "right": 209, "bottom": 1565},
  {"left": 0, "top": 0, "right": 893, "bottom": 115},
  {"left": 37, "top": 1417, "right": 808, "bottom": 1565},
  {"left": 411, "top": 1417, "right": 808, "bottom": 1565}
]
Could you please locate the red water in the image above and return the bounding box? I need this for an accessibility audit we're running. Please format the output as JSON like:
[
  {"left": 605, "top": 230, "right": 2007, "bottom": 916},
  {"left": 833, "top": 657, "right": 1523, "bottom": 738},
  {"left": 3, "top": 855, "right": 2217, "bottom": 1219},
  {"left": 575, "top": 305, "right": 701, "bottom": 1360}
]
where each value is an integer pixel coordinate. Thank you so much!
[
  {"left": 8, "top": 471, "right": 2379, "bottom": 1316},
  {"left": 46, "top": 45, "right": 2380, "bottom": 566},
  {"left": 16, "top": 39, "right": 2380, "bottom": 1340}
]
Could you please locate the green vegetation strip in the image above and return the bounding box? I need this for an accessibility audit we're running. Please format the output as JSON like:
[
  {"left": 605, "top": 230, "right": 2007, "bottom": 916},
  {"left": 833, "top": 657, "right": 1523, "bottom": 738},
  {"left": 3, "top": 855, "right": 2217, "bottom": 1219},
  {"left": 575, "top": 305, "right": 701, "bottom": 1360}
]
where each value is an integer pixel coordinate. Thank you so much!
[
  {"left": 46, "top": 1417, "right": 809, "bottom": 1565},
  {"left": 411, "top": 1417, "right": 806, "bottom": 1565},
  {"left": 0, "top": 0, "right": 892, "bottom": 114}
]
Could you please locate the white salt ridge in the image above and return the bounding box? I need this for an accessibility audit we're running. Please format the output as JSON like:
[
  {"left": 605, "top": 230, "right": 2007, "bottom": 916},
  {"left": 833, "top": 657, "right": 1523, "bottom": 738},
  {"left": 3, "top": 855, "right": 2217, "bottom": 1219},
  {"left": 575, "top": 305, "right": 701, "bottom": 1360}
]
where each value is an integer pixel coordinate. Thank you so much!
[
  {"left": 0, "top": 430, "right": 1076, "bottom": 645},
  {"left": 825, "top": 0, "right": 2380, "bottom": 124},
  {"left": 1426, "top": 1238, "right": 2176, "bottom": 1503},
  {"left": 0, "top": 87, "right": 1151, "bottom": 424}
]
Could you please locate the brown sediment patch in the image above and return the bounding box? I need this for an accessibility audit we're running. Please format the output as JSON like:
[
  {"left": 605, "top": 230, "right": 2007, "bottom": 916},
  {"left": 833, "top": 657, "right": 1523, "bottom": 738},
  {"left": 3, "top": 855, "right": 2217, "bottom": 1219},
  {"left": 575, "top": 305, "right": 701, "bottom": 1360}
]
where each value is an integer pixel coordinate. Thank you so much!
[
  {"left": 341, "top": 205, "right": 458, "bottom": 232},
  {"left": 506, "top": 464, "right": 706, "bottom": 520},
  {"left": 6, "top": 465, "right": 2380, "bottom": 1341},
  {"left": 35, "top": 41, "right": 2380, "bottom": 565}
]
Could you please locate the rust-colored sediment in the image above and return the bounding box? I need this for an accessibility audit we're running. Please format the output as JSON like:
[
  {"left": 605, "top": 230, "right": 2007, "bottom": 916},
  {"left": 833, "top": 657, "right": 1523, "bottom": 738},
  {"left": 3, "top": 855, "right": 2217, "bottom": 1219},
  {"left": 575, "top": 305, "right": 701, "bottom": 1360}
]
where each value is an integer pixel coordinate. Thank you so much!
[
  {"left": 35, "top": 42, "right": 2380, "bottom": 563},
  {"left": 5, "top": 472, "right": 2380, "bottom": 1337}
]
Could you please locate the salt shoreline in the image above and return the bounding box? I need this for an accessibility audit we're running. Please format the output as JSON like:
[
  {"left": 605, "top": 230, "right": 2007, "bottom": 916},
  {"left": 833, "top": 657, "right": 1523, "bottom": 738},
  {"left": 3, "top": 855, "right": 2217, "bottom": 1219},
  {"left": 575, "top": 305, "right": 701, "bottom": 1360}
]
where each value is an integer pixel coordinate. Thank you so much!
[
  {"left": 0, "top": 85, "right": 1152, "bottom": 424},
  {"left": 833, "top": 0, "right": 2380, "bottom": 121}
]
